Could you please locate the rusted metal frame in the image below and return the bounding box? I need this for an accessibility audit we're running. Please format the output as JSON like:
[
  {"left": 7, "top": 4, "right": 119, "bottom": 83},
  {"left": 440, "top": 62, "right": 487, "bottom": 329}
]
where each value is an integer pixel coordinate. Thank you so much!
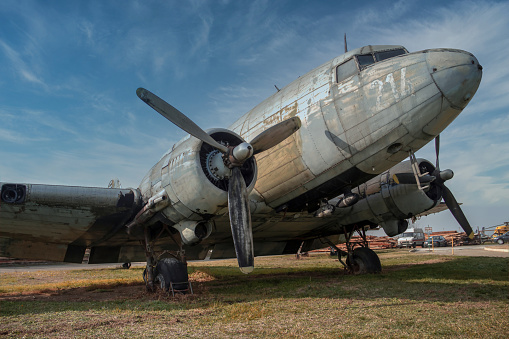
[
  {"left": 321, "top": 237, "right": 349, "bottom": 271},
  {"left": 341, "top": 224, "right": 370, "bottom": 273},
  {"left": 143, "top": 223, "right": 187, "bottom": 292},
  {"left": 295, "top": 241, "right": 304, "bottom": 259},
  {"left": 408, "top": 150, "right": 430, "bottom": 190},
  {"left": 169, "top": 281, "right": 194, "bottom": 297},
  {"left": 152, "top": 224, "right": 187, "bottom": 263},
  {"left": 354, "top": 225, "right": 369, "bottom": 248},
  {"left": 143, "top": 226, "right": 156, "bottom": 292}
]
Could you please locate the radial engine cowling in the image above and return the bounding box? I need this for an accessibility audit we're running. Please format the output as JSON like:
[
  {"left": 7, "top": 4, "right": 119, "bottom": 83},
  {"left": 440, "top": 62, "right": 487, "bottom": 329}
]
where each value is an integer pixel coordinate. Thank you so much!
[
  {"left": 150, "top": 128, "right": 257, "bottom": 223},
  {"left": 333, "top": 159, "right": 439, "bottom": 237}
]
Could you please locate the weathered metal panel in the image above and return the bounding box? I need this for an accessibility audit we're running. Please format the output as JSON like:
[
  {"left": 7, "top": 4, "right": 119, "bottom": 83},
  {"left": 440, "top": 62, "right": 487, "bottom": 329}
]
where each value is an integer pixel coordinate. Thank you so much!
[
  {"left": 0, "top": 237, "right": 70, "bottom": 261},
  {"left": 0, "top": 184, "right": 135, "bottom": 245}
]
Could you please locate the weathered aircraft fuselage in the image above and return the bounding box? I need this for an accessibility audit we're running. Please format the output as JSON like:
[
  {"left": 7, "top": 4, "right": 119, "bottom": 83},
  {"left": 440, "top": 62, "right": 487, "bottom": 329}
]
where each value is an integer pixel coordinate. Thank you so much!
[{"left": 139, "top": 45, "right": 482, "bottom": 224}]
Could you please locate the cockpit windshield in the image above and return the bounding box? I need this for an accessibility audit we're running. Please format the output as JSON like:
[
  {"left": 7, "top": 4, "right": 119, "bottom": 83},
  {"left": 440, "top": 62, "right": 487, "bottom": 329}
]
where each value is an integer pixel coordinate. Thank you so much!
[
  {"left": 356, "top": 48, "right": 407, "bottom": 70},
  {"left": 357, "top": 54, "right": 376, "bottom": 68},
  {"left": 336, "top": 48, "right": 407, "bottom": 82},
  {"left": 375, "top": 49, "right": 406, "bottom": 62}
]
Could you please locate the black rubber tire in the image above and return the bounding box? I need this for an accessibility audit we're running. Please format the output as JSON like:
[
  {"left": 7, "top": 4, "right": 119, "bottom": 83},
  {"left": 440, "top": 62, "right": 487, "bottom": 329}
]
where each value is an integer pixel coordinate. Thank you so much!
[
  {"left": 346, "top": 247, "right": 382, "bottom": 274},
  {"left": 497, "top": 239, "right": 504, "bottom": 245},
  {"left": 154, "top": 257, "right": 189, "bottom": 292}
]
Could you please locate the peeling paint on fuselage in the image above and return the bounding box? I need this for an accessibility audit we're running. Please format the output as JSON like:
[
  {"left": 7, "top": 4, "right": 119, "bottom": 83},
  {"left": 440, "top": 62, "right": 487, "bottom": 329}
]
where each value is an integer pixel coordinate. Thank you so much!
[
  {"left": 137, "top": 45, "right": 481, "bottom": 226},
  {"left": 228, "top": 46, "right": 480, "bottom": 212}
]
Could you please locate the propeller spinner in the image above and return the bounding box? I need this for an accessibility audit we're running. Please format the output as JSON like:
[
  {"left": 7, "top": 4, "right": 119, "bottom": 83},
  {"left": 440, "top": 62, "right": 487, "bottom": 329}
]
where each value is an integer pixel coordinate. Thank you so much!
[{"left": 137, "top": 88, "right": 301, "bottom": 273}]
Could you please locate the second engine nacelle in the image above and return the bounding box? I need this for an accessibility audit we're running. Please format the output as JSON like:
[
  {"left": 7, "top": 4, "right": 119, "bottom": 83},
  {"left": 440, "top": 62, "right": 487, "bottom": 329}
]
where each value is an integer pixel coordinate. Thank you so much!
[{"left": 328, "top": 159, "right": 439, "bottom": 237}]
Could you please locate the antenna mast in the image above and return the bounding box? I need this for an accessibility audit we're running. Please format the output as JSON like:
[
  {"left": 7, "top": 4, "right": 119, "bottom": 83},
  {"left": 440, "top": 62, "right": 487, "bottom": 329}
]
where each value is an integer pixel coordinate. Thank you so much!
[{"left": 344, "top": 33, "right": 348, "bottom": 53}]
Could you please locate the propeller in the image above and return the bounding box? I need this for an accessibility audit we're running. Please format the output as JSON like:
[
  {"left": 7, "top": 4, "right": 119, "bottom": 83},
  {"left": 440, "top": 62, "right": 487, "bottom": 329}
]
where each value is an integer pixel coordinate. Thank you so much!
[
  {"left": 432, "top": 135, "right": 474, "bottom": 239},
  {"left": 136, "top": 88, "right": 229, "bottom": 153},
  {"left": 137, "top": 88, "right": 301, "bottom": 272}
]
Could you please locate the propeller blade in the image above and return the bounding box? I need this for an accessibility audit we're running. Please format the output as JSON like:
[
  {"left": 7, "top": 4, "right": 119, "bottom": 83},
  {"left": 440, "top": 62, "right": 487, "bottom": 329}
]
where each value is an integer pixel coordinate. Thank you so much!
[
  {"left": 228, "top": 167, "right": 254, "bottom": 273},
  {"left": 392, "top": 173, "right": 435, "bottom": 185},
  {"left": 136, "top": 88, "right": 229, "bottom": 153},
  {"left": 440, "top": 184, "right": 475, "bottom": 239},
  {"left": 251, "top": 117, "right": 301, "bottom": 155},
  {"left": 435, "top": 135, "right": 440, "bottom": 172}
]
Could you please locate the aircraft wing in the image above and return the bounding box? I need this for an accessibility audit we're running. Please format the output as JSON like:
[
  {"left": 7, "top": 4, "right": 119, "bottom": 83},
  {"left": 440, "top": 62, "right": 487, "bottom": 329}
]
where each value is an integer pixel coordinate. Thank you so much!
[
  {"left": 415, "top": 202, "right": 450, "bottom": 218},
  {"left": 0, "top": 183, "right": 140, "bottom": 263}
]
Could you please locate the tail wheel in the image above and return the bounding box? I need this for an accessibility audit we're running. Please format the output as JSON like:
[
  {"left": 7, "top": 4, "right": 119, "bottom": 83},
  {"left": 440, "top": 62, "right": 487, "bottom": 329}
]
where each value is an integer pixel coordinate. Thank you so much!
[{"left": 346, "top": 247, "right": 381, "bottom": 274}]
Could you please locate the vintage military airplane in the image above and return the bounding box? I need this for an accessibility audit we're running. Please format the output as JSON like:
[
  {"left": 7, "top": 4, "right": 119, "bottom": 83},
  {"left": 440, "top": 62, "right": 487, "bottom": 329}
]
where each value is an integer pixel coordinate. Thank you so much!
[{"left": 0, "top": 44, "right": 482, "bottom": 291}]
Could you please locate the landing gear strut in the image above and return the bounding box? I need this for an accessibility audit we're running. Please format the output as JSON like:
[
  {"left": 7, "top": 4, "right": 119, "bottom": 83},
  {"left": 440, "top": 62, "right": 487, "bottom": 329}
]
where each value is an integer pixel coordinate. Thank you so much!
[
  {"left": 142, "top": 224, "right": 191, "bottom": 294},
  {"left": 326, "top": 225, "right": 381, "bottom": 274}
]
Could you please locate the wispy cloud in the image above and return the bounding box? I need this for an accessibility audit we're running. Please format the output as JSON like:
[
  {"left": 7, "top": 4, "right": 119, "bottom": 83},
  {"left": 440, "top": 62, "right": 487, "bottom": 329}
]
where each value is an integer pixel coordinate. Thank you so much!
[{"left": 0, "top": 39, "right": 48, "bottom": 88}]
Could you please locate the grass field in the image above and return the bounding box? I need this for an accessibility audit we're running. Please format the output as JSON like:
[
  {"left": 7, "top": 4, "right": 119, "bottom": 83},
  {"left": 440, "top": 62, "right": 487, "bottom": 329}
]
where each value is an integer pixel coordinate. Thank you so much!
[{"left": 1, "top": 250, "right": 508, "bottom": 338}]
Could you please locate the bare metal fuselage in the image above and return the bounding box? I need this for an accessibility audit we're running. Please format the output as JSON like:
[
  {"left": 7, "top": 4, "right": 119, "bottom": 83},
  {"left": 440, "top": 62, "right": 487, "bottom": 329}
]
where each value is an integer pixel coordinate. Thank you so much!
[{"left": 140, "top": 46, "right": 482, "bottom": 224}]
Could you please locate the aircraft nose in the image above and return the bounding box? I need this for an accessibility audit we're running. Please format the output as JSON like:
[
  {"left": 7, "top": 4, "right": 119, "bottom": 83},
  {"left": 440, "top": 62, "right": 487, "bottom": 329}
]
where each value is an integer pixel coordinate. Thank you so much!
[{"left": 427, "top": 49, "right": 482, "bottom": 110}]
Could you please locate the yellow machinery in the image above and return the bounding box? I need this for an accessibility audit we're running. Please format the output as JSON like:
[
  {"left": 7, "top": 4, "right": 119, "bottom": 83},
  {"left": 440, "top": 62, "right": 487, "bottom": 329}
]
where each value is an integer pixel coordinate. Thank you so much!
[{"left": 487, "top": 222, "right": 509, "bottom": 239}]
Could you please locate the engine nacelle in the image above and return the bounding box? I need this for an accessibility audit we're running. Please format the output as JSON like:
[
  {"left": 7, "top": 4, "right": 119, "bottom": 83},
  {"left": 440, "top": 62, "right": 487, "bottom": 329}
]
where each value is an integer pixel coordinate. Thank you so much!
[
  {"left": 173, "top": 220, "right": 213, "bottom": 245},
  {"left": 380, "top": 219, "right": 408, "bottom": 237},
  {"left": 329, "top": 159, "right": 439, "bottom": 237},
  {"left": 138, "top": 128, "right": 257, "bottom": 224}
]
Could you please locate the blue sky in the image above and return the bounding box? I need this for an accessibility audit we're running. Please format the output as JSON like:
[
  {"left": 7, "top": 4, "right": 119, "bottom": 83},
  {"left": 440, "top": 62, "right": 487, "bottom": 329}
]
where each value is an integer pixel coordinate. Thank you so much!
[{"left": 1, "top": 0, "right": 508, "bottom": 233}]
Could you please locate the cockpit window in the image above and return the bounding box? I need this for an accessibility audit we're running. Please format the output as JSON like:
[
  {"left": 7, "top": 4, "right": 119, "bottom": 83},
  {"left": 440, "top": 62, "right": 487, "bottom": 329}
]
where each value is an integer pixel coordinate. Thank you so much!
[
  {"left": 375, "top": 49, "right": 406, "bottom": 61},
  {"left": 336, "top": 58, "right": 357, "bottom": 83},
  {"left": 356, "top": 54, "right": 375, "bottom": 69},
  {"left": 335, "top": 48, "right": 408, "bottom": 83}
]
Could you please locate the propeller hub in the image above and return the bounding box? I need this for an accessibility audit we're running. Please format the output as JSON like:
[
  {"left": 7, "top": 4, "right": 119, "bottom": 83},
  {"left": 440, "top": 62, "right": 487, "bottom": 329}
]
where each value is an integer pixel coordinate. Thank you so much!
[
  {"left": 439, "top": 169, "right": 454, "bottom": 181},
  {"left": 232, "top": 142, "right": 254, "bottom": 163}
]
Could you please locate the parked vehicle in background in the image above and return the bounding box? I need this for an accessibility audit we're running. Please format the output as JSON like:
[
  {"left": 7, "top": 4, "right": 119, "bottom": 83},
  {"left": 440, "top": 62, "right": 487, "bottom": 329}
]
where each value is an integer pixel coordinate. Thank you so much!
[
  {"left": 491, "top": 223, "right": 509, "bottom": 240},
  {"left": 424, "top": 235, "right": 448, "bottom": 247},
  {"left": 494, "top": 231, "right": 509, "bottom": 245},
  {"left": 397, "top": 228, "right": 425, "bottom": 248}
]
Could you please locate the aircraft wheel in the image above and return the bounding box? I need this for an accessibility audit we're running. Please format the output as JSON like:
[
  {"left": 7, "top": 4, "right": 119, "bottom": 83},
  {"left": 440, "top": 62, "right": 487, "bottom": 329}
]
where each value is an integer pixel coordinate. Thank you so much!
[
  {"left": 346, "top": 247, "right": 381, "bottom": 274},
  {"left": 497, "top": 239, "right": 504, "bottom": 245},
  {"left": 154, "top": 257, "right": 189, "bottom": 293}
]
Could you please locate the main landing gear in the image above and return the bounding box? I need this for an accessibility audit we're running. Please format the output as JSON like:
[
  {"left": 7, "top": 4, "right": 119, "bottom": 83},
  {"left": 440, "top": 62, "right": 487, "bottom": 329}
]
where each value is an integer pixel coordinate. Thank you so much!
[
  {"left": 326, "top": 225, "right": 381, "bottom": 274},
  {"left": 142, "top": 224, "right": 193, "bottom": 295}
]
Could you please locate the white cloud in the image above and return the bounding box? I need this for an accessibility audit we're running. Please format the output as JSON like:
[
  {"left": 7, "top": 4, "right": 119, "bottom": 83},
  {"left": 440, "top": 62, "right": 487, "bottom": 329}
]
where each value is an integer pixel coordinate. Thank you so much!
[{"left": 0, "top": 39, "right": 47, "bottom": 88}]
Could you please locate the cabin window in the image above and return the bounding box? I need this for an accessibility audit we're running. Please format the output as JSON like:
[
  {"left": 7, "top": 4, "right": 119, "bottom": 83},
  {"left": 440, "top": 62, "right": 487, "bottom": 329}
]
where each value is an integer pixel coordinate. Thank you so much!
[
  {"left": 336, "top": 58, "right": 357, "bottom": 83},
  {"left": 375, "top": 49, "right": 406, "bottom": 61},
  {"left": 356, "top": 54, "right": 375, "bottom": 69}
]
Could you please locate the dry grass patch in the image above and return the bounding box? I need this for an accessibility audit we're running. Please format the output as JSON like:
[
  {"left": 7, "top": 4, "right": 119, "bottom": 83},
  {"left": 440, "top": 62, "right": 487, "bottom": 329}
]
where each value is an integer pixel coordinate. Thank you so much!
[{"left": 1, "top": 251, "right": 507, "bottom": 338}]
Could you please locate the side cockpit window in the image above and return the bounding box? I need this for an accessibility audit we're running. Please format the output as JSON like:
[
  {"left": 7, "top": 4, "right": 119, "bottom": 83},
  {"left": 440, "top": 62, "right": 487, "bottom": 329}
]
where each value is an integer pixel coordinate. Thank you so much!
[{"left": 336, "top": 58, "right": 357, "bottom": 83}]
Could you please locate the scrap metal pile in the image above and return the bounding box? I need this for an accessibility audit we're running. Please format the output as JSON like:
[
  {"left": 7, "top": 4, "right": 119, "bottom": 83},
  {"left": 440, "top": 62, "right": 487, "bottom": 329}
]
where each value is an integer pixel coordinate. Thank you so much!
[
  {"left": 426, "top": 231, "right": 481, "bottom": 245},
  {"left": 313, "top": 231, "right": 477, "bottom": 254}
]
